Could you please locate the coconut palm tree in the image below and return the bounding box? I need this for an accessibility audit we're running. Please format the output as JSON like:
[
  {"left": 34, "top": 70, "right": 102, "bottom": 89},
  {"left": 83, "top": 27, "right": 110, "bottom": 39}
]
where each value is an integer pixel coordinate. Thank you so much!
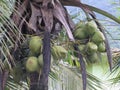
[{"left": 0, "top": 0, "right": 120, "bottom": 90}]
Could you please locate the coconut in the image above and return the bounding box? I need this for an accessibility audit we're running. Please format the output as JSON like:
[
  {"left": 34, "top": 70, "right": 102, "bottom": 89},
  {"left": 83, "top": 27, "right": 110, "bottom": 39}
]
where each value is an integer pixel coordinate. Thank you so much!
[
  {"left": 91, "top": 30, "right": 105, "bottom": 44},
  {"left": 51, "top": 46, "right": 67, "bottom": 60},
  {"left": 98, "top": 42, "right": 106, "bottom": 52},
  {"left": 87, "top": 53, "right": 98, "bottom": 63},
  {"left": 86, "top": 42, "right": 98, "bottom": 54},
  {"left": 26, "top": 57, "right": 39, "bottom": 72},
  {"left": 38, "top": 55, "right": 43, "bottom": 67},
  {"left": 29, "top": 36, "right": 42, "bottom": 55},
  {"left": 73, "top": 28, "right": 88, "bottom": 39},
  {"left": 38, "top": 54, "right": 53, "bottom": 67},
  {"left": 78, "top": 44, "right": 86, "bottom": 53},
  {"left": 75, "top": 21, "right": 85, "bottom": 29},
  {"left": 84, "top": 20, "right": 97, "bottom": 36}
]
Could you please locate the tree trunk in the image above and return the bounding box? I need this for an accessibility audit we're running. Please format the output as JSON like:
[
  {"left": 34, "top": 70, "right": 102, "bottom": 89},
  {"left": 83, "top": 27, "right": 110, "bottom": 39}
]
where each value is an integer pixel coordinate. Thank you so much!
[{"left": 38, "top": 31, "right": 51, "bottom": 90}]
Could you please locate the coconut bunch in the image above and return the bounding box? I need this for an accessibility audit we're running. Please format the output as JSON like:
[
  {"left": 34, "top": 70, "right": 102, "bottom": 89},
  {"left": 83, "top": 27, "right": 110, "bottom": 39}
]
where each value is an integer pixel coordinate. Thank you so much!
[
  {"left": 73, "top": 20, "right": 106, "bottom": 63},
  {"left": 25, "top": 36, "right": 43, "bottom": 72},
  {"left": 26, "top": 36, "right": 53, "bottom": 72},
  {"left": 25, "top": 36, "right": 68, "bottom": 72}
]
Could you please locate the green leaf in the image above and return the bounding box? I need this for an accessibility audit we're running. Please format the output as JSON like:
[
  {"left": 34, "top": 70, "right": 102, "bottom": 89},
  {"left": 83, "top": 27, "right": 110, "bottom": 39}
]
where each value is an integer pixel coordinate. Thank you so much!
[{"left": 86, "top": 5, "right": 120, "bottom": 24}]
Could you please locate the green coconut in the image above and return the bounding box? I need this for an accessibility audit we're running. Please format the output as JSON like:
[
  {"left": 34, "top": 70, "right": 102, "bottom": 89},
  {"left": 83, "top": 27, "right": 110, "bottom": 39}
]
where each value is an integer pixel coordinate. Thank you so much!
[
  {"left": 98, "top": 42, "right": 106, "bottom": 52},
  {"left": 78, "top": 44, "right": 86, "bottom": 53},
  {"left": 29, "top": 36, "right": 42, "bottom": 55},
  {"left": 38, "top": 54, "right": 53, "bottom": 67},
  {"left": 75, "top": 21, "right": 85, "bottom": 29},
  {"left": 51, "top": 46, "right": 67, "bottom": 60},
  {"left": 26, "top": 57, "right": 39, "bottom": 72},
  {"left": 91, "top": 30, "right": 105, "bottom": 44},
  {"left": 38, "top": 55, "right": 43, "bottom": 67},
  {"left": 87, "top": 53, "right": 98, "bottom": 63},
  {"left": 84, "top": 20, "right": 97, "bottom": 36},
  {"left": 86, "top": 42, "right": 98, "bottom": 54},
  {"left": 73, "top": 28, "right": 88, "bottom": 39}
]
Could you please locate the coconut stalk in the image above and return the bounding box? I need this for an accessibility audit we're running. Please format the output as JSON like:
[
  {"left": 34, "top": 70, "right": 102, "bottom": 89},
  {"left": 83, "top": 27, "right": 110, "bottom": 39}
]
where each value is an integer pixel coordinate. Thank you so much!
[
  {"left": 74, "top": 44, "right": 86, "bottom": 90},
  {"left": 93, "top": 20, "right": 113, "bottom": 70}
]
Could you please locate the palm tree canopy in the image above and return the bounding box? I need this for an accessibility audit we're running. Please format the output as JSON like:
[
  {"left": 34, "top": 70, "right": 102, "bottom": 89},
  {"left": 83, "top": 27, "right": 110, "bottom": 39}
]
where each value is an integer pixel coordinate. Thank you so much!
[{"left": 0, "top": 0, "right": 120, "bottom": 90}]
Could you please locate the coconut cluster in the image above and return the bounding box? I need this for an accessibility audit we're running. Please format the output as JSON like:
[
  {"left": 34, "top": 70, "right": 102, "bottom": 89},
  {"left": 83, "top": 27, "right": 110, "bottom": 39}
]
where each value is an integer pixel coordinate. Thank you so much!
[
  {"left": 25, "top": 36, "right": 68, "bottom": 72},
  {"left": 25, "top": 36, "right": 43, "bottom": 72},
  {"left": 73, "top": 20, "right": 106, "bottom": 63}
]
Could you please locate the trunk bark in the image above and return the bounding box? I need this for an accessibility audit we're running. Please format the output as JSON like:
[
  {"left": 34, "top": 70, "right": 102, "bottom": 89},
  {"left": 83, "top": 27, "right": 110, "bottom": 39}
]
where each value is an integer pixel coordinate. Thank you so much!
[{"left": 38, "top": 31, "right": 51, "bottom": 90}]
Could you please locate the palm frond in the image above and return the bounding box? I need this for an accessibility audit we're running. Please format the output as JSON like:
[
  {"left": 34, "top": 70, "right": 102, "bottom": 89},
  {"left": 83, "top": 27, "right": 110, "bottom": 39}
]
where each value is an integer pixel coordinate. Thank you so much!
[
  {"left": 57, "top": 64, "right": 103, "bottom": 90},
  {"left": 106, "top": 50, "right": 120, "bottom": 85},
  {"left": 61, "top": 0, "right": 120, "bottom": 24}
]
